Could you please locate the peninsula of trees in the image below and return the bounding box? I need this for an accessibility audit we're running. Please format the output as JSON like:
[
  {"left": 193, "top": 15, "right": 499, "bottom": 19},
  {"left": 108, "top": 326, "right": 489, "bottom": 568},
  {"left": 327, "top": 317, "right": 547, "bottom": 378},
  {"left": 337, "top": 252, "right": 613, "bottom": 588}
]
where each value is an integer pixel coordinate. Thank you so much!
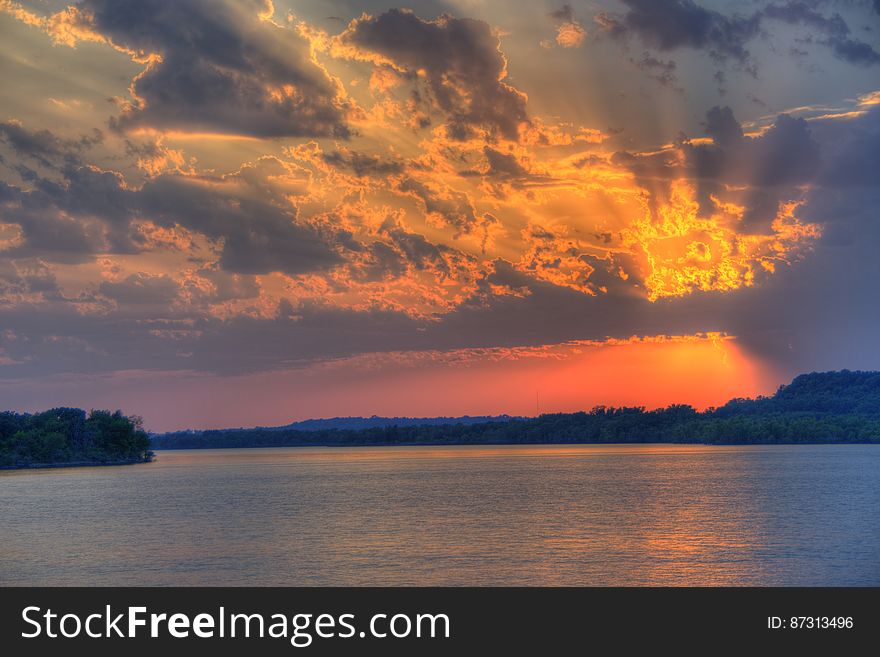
[
  {"left": 152, "top": 370, "right": 880, "bottom": 450},
  {"left": 0, "top": 408, "right": 152, "bottom": 469}
]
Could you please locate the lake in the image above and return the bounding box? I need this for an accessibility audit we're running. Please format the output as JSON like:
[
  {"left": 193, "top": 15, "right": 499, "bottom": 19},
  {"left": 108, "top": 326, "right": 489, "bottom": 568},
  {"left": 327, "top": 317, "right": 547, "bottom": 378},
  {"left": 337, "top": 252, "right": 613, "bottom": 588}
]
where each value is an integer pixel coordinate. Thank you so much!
[{"left": 1, "top": 444, "right": 879, "bottom": 586}]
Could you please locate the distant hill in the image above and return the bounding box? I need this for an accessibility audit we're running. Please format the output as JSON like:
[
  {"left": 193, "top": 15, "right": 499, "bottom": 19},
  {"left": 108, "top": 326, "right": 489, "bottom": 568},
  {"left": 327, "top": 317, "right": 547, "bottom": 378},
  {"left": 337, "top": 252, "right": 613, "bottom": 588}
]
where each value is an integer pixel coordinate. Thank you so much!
[
  {"left": 150, "top": 371, "right": 880, "bottom": 449},
  {"left": 155, "top": 414, "right": 520, "bottom": 437},
  {"left": 271, "top": 415, "right": 520, "bottom": 431}
]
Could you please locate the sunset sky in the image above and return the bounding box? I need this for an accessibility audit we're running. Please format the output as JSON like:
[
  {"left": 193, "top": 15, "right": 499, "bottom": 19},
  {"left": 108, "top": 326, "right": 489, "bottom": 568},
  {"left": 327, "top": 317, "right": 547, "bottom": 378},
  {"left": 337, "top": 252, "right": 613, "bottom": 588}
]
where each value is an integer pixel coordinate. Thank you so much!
[{"left": 1, "top": 0, "right": 879, "bottom": 430}]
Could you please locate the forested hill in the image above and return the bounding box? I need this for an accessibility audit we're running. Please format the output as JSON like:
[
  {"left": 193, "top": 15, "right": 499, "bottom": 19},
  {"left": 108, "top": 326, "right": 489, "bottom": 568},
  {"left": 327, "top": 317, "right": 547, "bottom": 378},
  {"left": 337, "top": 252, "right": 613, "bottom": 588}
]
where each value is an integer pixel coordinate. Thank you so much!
[
  {"left": 716, "top": 370, "right": 880, "bottom": 416},
  {"left": 0, "top": 409, "right": 152, "bottom": 468},
  {"left": 151, "top": 370, "right": 880, "bottom": 450}
]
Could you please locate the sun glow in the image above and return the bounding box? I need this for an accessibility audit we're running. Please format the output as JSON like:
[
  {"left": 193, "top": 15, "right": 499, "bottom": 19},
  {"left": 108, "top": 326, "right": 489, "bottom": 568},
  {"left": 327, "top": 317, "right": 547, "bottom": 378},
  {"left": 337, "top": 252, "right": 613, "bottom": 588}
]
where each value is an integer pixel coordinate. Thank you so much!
[{"left": 625, "top": 180, "right": 819, "bottom": 300}]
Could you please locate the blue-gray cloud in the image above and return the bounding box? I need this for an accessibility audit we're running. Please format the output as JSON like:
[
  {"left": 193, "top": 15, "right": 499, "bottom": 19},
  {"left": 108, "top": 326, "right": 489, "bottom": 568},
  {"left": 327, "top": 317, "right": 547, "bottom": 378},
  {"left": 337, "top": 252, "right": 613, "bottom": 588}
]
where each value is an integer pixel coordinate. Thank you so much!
[
  {"left": 337, "top": 8, "right": 528, "bottom": 140},
  {"left": 64, "top": 0, "right": 352, "bottom": 137},
  {"left": 597, "top": 0, "right": 880, "bottom": 67}
]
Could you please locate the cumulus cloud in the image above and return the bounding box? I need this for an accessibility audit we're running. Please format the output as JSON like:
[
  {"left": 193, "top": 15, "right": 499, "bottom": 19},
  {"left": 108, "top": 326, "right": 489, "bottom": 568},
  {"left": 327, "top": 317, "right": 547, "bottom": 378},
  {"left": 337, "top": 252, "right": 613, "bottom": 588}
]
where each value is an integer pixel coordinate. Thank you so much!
[
  {"left": 396, "top": 176, "right": 496, "bottom": 238},
  {"left": 810, "top": 111, "right": 880, "bottom": 189},
  {"left": 2, "top": 108, "right": 880, "bottom": 382},
  {"left": 695, "top": 109, "right": 821, "bottom": 187},
  {"left": 555, "top": 21, "right": 587, "bottom": 48},
  {"left": 135, "top": 175, "right": 348, "bottom": 276},
  {"left": 615, "top": 106, "right": 821, "bottom": 232},
  {"left": 427, "top": 104, "right": 880, "bottom": 374},
  {"left": 335, "top": 9, "right": 528, "bottom": 140},
  {"left": 697, "top": 107, "right": 880, "bottom": 372},
  {"left": 515, "top": 222, "right": 629, "bottom": 296},
  {"left": 0, "top": 109, "right": 500, "bottom": 368},
  {"left": 8, "top": 0, "right": 353, "bottom": 137},
  {"left": 0, "top": 176, "right": 112, "bottom": 264},
  {"left": 351, "top": 217, "right": 479, "bottom": 286},
  {"left": 0, "top": 123, "right": 349, "bottom": 273},
  {"left": 548, "top": 5, "right": 587, "bottom": 48}
]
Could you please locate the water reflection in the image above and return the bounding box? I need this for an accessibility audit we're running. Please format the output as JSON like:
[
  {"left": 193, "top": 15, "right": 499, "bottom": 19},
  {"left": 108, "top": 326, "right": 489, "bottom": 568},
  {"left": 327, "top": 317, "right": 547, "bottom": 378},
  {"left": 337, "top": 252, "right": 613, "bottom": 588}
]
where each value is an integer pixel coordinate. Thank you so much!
[{"left": 1, "top": 444, "right": 878, "bottom": 585}]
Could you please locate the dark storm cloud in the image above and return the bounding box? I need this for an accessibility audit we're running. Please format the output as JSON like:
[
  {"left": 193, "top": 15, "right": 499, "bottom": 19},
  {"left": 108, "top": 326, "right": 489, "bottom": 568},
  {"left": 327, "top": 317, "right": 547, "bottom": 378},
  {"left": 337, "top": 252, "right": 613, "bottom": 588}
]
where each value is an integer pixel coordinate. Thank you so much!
[
  {"left": 810, "top": 112, "right": 880, "bottom": 188},
  {"left": 692, "top": 183, "right": 880, "bottom": 374},
  {"left": 694, "top": 110, "right": 821, "bottom": 186},
  {"left": 614, "top": 106, "right": 821, "bottom": 231},
  {"left": 0, "top": 124, "right": 347, "bottom": 274},
  {"left": 602, "top": 0, "right": 761, "bottom": 62},
  {"left": 0, "top": 179, "right": 107, "bottom": 263},
  {"left": 134, "top": 175, "right": 347, "bottom": 276},
  {"left": 338, "top": 9, "right": 528, "bottom": 140},
  {"left": 598, "top": 0, "right": 880, "bottom": 67},
  {"left": 65, "top": 0, "right": 351, "bottom": 137},
  {"left": 0, "top": 120, "right": 102, "bottom": 169}
]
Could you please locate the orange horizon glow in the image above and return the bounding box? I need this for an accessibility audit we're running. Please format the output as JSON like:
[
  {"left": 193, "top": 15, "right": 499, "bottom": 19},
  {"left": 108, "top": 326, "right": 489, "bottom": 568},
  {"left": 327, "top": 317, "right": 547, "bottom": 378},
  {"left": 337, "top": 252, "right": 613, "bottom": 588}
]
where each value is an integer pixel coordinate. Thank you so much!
[{"left": 0, "top": 334, "right": 779, "bottom": 432}]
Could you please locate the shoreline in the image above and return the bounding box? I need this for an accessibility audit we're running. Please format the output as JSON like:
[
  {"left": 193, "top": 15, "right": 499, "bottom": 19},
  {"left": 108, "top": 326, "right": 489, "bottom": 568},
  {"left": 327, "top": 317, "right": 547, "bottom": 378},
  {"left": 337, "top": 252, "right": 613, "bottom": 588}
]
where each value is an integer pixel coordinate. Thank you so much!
[
  {"left": 150, "top": 439, "right": 880, "bottom": 451},
  {"left": 0, "top": 456, "right": 154, "bottom": 471}
]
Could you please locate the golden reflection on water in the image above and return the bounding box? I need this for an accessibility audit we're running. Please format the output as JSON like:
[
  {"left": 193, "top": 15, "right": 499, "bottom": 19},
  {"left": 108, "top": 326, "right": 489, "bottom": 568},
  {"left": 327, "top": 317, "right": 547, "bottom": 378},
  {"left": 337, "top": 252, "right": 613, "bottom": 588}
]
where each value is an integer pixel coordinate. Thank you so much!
[{"left": 150, "top": 443, "right": 757, "bottom": 464}]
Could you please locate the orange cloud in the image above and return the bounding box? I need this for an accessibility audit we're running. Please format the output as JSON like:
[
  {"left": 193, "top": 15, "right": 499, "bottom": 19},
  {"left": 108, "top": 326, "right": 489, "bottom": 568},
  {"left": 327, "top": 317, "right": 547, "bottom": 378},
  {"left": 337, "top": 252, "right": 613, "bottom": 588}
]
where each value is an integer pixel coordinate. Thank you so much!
[
  {"left": 622, "top": 180, "right": 819, "bottom": 300},
  {"left": 556, "top": 22, "right": 586, "bottom": 48}
]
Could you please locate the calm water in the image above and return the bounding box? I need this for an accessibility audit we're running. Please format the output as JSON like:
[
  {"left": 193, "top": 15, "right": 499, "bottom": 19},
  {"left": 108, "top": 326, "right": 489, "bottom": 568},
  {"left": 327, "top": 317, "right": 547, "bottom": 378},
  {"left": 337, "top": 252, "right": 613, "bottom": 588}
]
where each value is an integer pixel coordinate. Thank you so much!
[{"left": 1, "top": 444, "right": 879, "bottom": 586}]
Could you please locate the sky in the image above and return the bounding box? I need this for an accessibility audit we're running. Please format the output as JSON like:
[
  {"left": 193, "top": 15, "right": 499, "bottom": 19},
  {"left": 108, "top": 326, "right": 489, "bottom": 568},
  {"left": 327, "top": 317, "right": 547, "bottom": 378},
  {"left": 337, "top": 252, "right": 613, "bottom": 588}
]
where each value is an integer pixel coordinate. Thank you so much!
[{"left": 1, "top": 0, "right": 879, "bottom": 431}]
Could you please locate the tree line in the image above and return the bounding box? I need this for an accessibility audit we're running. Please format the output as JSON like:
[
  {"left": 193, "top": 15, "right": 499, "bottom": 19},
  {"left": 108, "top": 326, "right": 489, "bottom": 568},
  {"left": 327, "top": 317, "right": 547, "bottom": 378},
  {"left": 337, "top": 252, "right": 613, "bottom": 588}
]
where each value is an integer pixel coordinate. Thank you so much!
[
  {"left": 0, "top": 408, "right": 152, "bottom": 468},
  {"left": 152, "top": 370, "right": 880, "bottom": 449}
]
